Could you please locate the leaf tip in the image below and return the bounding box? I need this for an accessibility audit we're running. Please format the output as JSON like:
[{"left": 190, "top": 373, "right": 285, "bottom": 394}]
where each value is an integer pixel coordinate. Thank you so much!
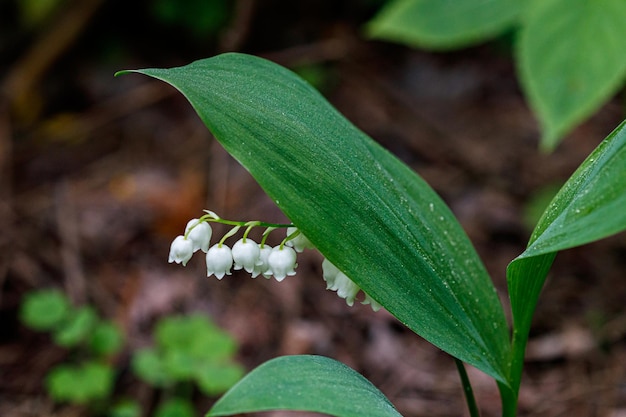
[{"left": 114, "top": 70, "right": 132, "bottom": 78}]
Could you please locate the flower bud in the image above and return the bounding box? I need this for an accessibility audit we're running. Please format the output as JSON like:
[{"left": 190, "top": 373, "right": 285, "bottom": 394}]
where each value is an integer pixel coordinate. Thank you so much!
[
  {"left": 206, "top": 244, "right": 233, "bottom": 279},
  {"left": 232, "top": 238, "right": 261, "bottom": 273},
  {"left": 168, "top": 236, "right": 194, "bottom": 266},
  {"left": 267, "top": 246, "right": 297, "bottom": 282}
]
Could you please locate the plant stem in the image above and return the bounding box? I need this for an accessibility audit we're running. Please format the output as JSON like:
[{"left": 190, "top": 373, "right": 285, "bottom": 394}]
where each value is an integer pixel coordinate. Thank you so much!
[
  {"left": 455, "top": 358, "right": 480, "bottom": 417},
  {"left": 497, "top": 381, "right": 517, "bottom": 417},
  {"left": 202, "top": 212, "right": 292, "bottom": 229}
]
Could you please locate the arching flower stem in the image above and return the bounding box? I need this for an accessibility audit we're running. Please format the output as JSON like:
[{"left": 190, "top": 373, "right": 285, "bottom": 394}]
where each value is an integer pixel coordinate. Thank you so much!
[
  {"left": 280, "top": 228, "right": 301, "bottom": 250},
  {"left": 218, "top": 226, "right": 241, "bottom": 247},
  {"left": 261, "top": 227, "right": 277, "bottom": 248},
  {"left": 201, "top": 210, "right": 292, "bottom": 229},
  {"left": 242, "top": 221, "right": 261, "bottom": 242}
]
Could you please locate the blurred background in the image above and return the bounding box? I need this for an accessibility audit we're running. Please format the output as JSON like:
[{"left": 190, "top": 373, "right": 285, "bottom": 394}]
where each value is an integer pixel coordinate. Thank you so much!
[{"left": 2, "top": 0, "right": 626, "bottom": 416}]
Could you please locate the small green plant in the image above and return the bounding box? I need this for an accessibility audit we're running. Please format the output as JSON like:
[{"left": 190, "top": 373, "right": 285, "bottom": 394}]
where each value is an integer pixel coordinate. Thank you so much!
[
  {"left": 132, "top": 314, "right": 244, "bottom": 396},
  {"left": 118, "top": 53, "right": 626, "bottom": 416},
  {"left": 20, "top": 289, "right": 123, "bottom": 405},
  {"left": 20, "top": 290, "right": 243, "bottom": 416},
  {"left": 367, "top": 0, "right": 626, "bottom": 151}
]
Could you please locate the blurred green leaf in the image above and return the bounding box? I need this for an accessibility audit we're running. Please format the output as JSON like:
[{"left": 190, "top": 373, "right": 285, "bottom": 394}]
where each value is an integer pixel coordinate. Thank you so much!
[
  {"left": 131, "top": 348, "right": 172, "bottom": 387},
  {"left": 151, "top": 0, "right": 230, "bottom": 38},
  {"left": 368, "top": 0, "right": 522, "bottom": 49},
  {"left": 90, "top": 321, "right": 125, "bottom": 356},
  {"left": 109, "top": 400, "right": 142, "bottom": 417},
  {"left": 155, "top": 398, "right": 195, "bottom": 417},
  {"left": 208, "top": 355, "right": 402, "bottom": 417},
  {"left": 119, "top": 53, "right": 511, "bottom": 384},
  {"left": 517, "top": 0, "right": 626, "bottom": 150},
  {"left": 133, "top": 314, "right": 243, "bottom": 391},
  {"left": 156, "top": 314, "right": 236, "bottom": 361},
  {"left": 46, "top": 361, "right": 115, "bottom": 403},
  {"left": 20, "top": 289, "right": 70, "bottom": 331},
  {"left": 53, "top": 306, "right": 98, "bottom": 348},
  {"left": 18, "top": 0, "right": 63, "bottom": 27},
  {"left": 293, "top": 64, "right": 335, "bottom": 92},
  {"left": 163, "top": 349, "right": 197, "bottom": 380},
  {"left": 195, "top": 362, "right": 245, "bottom": 395}
]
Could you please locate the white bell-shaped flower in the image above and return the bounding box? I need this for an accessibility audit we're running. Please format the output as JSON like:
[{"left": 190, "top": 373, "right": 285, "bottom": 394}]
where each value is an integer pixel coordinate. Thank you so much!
[
  {"left": 232, "top": 238, "right": 261, "bottom": 273},
  {"left": 322, "top": 258, "right": 340, "bottom": 284},
  {"left": 206, "top": 244, "right": 233, "bottom": 279},
  {"left": 252, "top": 245, "right": 273, "bottom": 278},
  {"left": 285, "top": 227, "right": 315, "bottom": 252},
  {"left": 185, "top": 219, "right": 212, "bottom": 253},
  {"left": 267, "top": 246, "right": 297, "bottom": 282},
  {"left": 322, "top": 259, "right": 360, "bottom": 307},
  {"left": 168, "top": 236, "right": 194, "bottom": 266},
  {"left": 362, "top": 293, "right": 382, "bottom": 312}
]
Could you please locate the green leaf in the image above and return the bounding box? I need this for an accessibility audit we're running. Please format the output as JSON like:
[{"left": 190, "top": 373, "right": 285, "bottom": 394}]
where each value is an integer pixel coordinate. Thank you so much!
[
  {"left": 507, "top": 120, "right": 626, "bottom": 397},
  {"left": 108, "top": 400, "right": 142, "bottom": 417},
  {"left": 53, "top": 306, "right": 98, "bottom": 348},
  {"left": 195, "top": 362, "right": 245, "bottom": 395},
  {"left": 525, "top": 120, "right": 626, "bottom": 257},
  {"left": 156, "top": 314, "right": 236, "bottom": 361},
  {"left": 367, "top": 0, "right": 522, "bottom": 50},
  {"left": 20, "top": 289, "right": 70, "bottom": 331},
  {"left": 151, "top": 0, "right": 230, "bottom": 38},
  {"left": 90, "top": 321, "right": 125, "bottom": 356},
  {"left": 118, "top": 52, "right": 511, "bottom": 383},
  {"left": 46, "top": 361, "right": 115, "bottom": 403},
  {"left": 131, "top": 348, "right": 173, "bottom": 387},
  {"left": 208, "top": 355, "right": 402, "bottom": 417},
  {"left": 155, "top": 398, "right": 196, "bottom": 417},
  {"left": 517, "top": 0, "right": 626, "bottom": 150},
  {"left": 163, "top": 349, "right": 197, "bottom": 380}
]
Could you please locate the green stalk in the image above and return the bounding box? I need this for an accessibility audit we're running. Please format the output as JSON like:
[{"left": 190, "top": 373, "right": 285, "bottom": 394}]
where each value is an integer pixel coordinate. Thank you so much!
[{"left": 455, "top": 358, "right": 481, "bottom": 417}]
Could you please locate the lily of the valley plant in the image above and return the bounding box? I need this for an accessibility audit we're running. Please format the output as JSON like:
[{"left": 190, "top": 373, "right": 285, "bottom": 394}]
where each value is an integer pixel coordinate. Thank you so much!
[{"left": 119, "top": 53, "right": 626, "bottom": 417}]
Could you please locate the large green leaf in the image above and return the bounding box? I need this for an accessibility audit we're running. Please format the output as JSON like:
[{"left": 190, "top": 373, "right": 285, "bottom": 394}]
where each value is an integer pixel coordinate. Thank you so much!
[
  {"left": 207, "top": 355, "right": 402, "bottom": 417},
  {"left": 517, "top": 0, "right": 626, "bottom": 150},
  {"left": 118, "top": 52, "right": 510, "bottom": 383},
  {"left": 506, "top": 120, "right": 626, "bottom": 401},
  {"left": 367, "top": 0, "right": 522, "bottom": 50}
]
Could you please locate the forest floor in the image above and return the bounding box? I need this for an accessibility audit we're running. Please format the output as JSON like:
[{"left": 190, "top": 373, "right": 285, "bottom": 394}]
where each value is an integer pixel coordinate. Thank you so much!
[{"left": 2, "top": 1, "right": 626, "bottom": 416}]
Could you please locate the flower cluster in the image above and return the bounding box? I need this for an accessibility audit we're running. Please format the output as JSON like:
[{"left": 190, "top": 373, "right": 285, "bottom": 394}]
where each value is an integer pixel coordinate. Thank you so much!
[{"left": 168, "top": 212, "right": 381, "bottom": 311}]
